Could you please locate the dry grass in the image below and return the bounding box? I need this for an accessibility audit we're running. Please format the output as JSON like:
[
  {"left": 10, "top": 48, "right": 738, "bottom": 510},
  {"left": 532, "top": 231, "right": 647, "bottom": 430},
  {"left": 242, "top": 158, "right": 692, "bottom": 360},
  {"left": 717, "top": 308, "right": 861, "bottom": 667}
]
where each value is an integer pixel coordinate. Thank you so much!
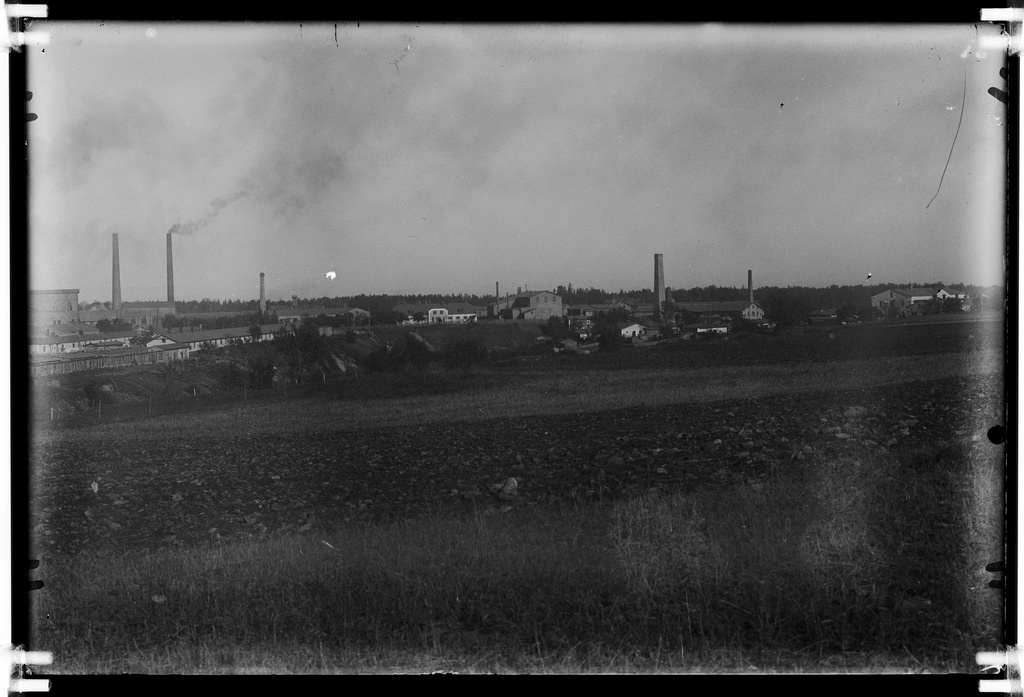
[
  {"left": 32, "top": 436, "right": 1000, "bottom": 674},
  {"left": 36, "top": 349, "right": 999, "bottom": 444}
]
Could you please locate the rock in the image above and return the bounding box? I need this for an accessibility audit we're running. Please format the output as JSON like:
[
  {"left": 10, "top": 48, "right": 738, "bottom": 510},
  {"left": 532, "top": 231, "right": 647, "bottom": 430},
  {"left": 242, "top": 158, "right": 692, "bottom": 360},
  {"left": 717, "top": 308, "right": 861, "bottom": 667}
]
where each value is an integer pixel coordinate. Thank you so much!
[
  {"left": 498, "top": 477, "right": 518, "bottom": 500},
  {"left": 844, "top": 406, "right": 867, "bottom": 417},
  {"left": 608, "top": 455, "right": 626, "bottom": 467},
  {"left": 655, "top": 467, "right": 668, "bottom": 475},
  {"left": 802, "top": 445, "right": 814, "bottom": 454}
]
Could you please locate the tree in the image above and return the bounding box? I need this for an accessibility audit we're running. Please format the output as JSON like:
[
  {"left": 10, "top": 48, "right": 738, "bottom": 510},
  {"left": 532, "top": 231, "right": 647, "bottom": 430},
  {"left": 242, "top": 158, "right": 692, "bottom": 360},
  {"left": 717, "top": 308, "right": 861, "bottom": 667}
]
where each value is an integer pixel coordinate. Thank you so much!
[
  {"left": 941, "top": 297, "right": 964, "bottom": 313},
  {"left": 402, "top": 332, "right": 431, "bottom": 371},
  {"left": 275, "top": 322, "right": 329, "bottom": 380},
  {"left": 249, "top": 323, "right": 262, "bottom": 343},
  {"left": 443, "top": 334, "right": 489, "bottom": 372},
  {"left": 597, "top": 323, "right": 624, "bottom": 352},
  {"left": 247, "top": 345, "right": 276, "bottom": 389},
  {"left": 541, "top": 316, "right": 571, "bottom": 341}
]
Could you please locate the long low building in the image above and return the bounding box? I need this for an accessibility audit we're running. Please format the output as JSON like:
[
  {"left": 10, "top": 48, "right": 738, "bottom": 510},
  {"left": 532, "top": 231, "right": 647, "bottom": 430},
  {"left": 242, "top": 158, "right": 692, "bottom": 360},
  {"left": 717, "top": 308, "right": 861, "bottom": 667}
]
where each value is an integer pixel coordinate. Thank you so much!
[
  {"left": 677, "top": 301, "right": 765, "bottom": 322},
  {"left": 151, "top": 323, "right": 286, "bottom": 350},
  {"left": 394, "top": 302, "right": 483, "bottom": 324},
  {"left": 29, "top": 330, "right": 138, "bottom": 355},
  {"left": 29, "top": 342, "right": 191, "bottom": 377}
]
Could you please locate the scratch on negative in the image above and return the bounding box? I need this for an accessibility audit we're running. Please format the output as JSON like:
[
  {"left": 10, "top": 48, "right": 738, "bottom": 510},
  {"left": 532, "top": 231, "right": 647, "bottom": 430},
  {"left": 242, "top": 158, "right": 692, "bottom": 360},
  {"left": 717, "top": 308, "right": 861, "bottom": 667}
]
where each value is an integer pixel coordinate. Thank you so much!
[{"left": 926, "top": 70, "right": 967, "bottom": 209}]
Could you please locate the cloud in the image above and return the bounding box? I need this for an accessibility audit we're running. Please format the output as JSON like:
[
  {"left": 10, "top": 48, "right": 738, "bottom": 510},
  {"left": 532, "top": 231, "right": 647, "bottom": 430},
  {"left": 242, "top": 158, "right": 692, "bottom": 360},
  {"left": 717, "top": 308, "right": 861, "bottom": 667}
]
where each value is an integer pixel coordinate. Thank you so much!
[{"left": 57, "top": 90, "right": 170, "bottom": 187}]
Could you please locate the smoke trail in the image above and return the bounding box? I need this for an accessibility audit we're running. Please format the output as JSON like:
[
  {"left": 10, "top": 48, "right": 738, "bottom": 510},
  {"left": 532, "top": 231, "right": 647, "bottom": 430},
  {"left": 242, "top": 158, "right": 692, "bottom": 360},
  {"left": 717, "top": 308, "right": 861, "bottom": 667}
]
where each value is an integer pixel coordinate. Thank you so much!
[{"left": 168, "top": 189, "right": 249, "bottom": 236}]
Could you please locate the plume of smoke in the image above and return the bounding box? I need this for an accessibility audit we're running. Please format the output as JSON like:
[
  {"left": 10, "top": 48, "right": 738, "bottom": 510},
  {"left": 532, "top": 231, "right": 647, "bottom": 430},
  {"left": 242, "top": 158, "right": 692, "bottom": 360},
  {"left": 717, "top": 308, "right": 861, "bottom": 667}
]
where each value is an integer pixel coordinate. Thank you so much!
[{"left": 168, "top": 189, "right": 249, "bottom": 236}]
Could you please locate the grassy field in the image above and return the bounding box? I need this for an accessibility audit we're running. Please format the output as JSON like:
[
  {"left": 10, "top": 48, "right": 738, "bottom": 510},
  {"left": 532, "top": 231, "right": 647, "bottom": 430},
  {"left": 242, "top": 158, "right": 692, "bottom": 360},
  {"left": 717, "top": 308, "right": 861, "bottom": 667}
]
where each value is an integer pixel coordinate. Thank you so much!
[{"left": 26, "top": 320, "right": 1006, "bottom": 674}]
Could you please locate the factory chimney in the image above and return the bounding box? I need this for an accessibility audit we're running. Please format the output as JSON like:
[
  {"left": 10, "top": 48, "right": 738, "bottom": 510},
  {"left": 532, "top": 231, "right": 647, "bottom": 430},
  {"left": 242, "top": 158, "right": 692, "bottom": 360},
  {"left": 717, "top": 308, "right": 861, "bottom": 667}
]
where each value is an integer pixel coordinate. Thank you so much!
[
  {"left": 259, "top": 272, "right": 266, "bottom": 315},
  {"left": 653, "top": 253, "right": 665, "bottom": 321},
  {"left": 112, "top": 233, "right": 122, "bottom": 319},
  {"left": 166, "top": 232, "right": 175, "bottom": 303},
  {"left": 748, "top": 269, "right": 753, "bottom": 304}
]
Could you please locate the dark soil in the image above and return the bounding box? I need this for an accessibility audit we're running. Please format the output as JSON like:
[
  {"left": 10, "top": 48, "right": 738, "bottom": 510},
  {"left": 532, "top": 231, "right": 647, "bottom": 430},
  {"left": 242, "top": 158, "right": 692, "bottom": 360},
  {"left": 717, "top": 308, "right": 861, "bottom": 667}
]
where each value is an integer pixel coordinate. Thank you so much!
[{"left": 28, "top": 371, "right": 1003, "bottom": 558}]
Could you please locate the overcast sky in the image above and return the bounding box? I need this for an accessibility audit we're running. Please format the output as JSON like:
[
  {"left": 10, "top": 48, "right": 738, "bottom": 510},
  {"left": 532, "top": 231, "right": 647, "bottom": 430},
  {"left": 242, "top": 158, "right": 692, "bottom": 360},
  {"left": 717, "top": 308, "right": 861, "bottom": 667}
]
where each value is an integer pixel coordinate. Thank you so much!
[{"left": 27, "top": 22, "right": 1006, "bottom": 304}]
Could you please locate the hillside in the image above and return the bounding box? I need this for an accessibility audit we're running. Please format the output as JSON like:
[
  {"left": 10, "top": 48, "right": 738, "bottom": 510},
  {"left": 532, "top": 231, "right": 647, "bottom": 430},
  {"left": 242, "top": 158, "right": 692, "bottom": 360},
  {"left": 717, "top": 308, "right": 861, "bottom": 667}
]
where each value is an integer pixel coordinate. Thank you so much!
[{"left": 29, "top": 322, "right": 550, "bottom": 424}]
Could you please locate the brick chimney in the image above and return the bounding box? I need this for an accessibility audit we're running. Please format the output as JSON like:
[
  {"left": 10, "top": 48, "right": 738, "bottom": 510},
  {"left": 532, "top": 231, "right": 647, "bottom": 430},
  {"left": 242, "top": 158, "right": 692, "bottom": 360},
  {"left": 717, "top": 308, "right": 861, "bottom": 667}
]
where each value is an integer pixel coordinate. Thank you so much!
[
  {"left": 112, "top": 233, "right": 122, "bottom": 319},
  {"left": 166, "top": 232, "right": 175, "bottom": 303}
]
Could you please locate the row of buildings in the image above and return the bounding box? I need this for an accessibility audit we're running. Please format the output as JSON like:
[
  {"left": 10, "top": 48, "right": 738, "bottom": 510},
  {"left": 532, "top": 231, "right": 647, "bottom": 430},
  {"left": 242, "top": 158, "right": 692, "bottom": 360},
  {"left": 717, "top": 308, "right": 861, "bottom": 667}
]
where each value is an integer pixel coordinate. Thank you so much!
[{"left": 869, "top": 286, "right": 975, "bottom": 317}]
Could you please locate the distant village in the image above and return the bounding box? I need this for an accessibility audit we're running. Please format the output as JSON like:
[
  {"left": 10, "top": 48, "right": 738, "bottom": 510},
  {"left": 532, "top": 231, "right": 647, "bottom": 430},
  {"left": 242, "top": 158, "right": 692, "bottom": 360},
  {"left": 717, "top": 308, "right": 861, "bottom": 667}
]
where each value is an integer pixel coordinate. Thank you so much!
[{"left": 29, "top": 235, "right": 1000, "bottom": 377}]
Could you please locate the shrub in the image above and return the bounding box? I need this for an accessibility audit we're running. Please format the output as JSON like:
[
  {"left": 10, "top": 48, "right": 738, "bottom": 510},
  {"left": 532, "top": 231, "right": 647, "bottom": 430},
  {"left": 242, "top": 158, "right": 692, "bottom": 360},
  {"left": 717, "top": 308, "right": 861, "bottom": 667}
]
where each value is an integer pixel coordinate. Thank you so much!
[
  {"left": 215, "top": 362, "right": 247, "bottom": 390},
  {"left": 597, "top": 324, "right": 623, "bottom": 353},
  {"left": 246, "top": 347, "right": 276, "bottom": 389},
  {"left": 443, "top": 335, "right": 489, "bottom": 372}
]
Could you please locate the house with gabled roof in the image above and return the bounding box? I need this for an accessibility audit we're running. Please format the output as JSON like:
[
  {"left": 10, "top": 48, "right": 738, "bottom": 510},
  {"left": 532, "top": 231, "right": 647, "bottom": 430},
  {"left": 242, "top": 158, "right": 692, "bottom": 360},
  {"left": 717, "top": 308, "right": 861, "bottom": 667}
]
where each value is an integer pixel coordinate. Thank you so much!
[
  {"left": 617, "top": 322, "right": 647, "bottom": 339},
  {"left": 871, "top": 286, "right": 941, "bottom": 317},
  {"left": 486, "top": 291, "right": 563, "bottom": 321}
]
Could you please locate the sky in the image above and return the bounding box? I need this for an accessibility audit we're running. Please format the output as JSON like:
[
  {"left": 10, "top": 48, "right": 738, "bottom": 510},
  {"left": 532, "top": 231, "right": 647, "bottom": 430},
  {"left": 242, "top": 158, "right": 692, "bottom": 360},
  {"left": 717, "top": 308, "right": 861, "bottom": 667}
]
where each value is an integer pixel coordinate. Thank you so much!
[{"left": 26, "top": 22, "right": 1008, "bottom": 304}]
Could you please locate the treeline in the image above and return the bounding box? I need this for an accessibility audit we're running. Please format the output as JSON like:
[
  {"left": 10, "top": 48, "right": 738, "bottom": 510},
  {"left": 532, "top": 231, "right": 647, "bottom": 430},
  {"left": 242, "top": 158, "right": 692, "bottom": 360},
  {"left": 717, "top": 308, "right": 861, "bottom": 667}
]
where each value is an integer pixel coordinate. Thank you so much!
[
  {"left": 173, "top": 298, "right": 262, "bottom": 314},
  {"left": 162, "top": 311, "right": 278, "bottom": 331},
  {"left": 169, "top": 280, "right": 1003, "bottom": 330}
]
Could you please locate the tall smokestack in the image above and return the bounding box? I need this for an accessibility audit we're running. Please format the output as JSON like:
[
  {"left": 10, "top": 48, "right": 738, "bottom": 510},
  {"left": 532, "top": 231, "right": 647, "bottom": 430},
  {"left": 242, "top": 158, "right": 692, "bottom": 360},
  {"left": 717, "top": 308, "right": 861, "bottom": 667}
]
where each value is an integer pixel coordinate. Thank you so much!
[
  {"left": 496, "top": 281, "right": 499, "bottom": 300},
  {"left": 259, "top": 272, "right": 266, "bottom": 315},
  {"left": 166, "top": 232, "right": 175, "bottom": 303},
  {"left": 748, "top": 269, "right": 753, "bottom": 304},
  {"left": 653, "top": 253, "right": 665, "bottom": 321},
  {"left": 112, "top": 233, "right": 122, "bottom": 319}
]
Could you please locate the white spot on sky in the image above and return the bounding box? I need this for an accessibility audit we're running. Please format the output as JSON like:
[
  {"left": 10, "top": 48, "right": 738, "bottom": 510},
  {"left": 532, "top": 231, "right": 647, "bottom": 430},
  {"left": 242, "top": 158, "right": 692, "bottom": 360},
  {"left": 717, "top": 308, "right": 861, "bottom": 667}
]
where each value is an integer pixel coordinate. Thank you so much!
[
  {"left": 325, "top": 271, "right": 337, "bottom": 280},
  {"left": 144, "top": 27, "right": 157, "bottom": 39}
]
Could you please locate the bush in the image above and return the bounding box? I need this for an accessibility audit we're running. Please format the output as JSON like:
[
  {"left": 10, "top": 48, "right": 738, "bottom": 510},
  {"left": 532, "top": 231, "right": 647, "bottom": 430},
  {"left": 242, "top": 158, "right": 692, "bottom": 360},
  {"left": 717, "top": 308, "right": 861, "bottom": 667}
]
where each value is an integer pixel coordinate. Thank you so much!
[
  {"left": 83, "top": 381, "right": 114, "bottom": 407},
  {"left": 247, "top": 347, "right": 276, "bottom": 389},
  {"left": 215, "top": 362, "right": 246, "bottom": 390},
  {"left": 363, "top": 345, "right": 394, "bottom": 373},
  {"left": 361, "top": 333, "right": 434, "bottom": 373},
  {"left": 443, "top": 335, "right": 489, "bottom": 372},
  {"left": 597, "top": 324, "right": 624, "bottom": 353}
]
